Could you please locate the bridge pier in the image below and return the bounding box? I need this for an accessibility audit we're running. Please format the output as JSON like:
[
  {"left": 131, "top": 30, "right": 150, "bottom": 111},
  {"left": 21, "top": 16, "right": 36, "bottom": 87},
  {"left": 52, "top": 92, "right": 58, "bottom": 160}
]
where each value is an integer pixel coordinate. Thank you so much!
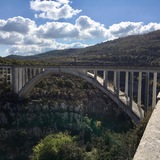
[
  {"left": 103, "top": 70, "right": 108, "bottom": 88},
  {"left": 125, "top": 71, "right": 129, "bottom": 98},
  {"left": 129, "top": 72, "right": 134, "bottom": 108},
  {"left": 116, "top": 71, "right": 120, "bottom": 97},
  {"left": 22, "top": 68, "right": 25, "bottom": 87},
  {"left": 12, "top": 67, "right": 19, "bottom": 93},
  {"left": 145, "top": 72, "right": 149, "bottom": 113},
  {"left": 114, "top": 71, "right": 117, "bottom": 93},
  {"left": 137, "top": 72, "right": 142, "bottom": 107},
  {"left": 94, "top": 70, "right": 97, "bottom": 80},
  {"left": 152, "top": 72, "right": 157, "bottom": 108}
]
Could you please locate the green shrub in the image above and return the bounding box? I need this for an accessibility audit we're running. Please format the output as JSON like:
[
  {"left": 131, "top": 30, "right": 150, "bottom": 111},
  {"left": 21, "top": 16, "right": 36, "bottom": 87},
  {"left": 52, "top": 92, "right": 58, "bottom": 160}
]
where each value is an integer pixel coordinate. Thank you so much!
[{"left": 32, "top": 132, "right": 84, "bottom": 160}]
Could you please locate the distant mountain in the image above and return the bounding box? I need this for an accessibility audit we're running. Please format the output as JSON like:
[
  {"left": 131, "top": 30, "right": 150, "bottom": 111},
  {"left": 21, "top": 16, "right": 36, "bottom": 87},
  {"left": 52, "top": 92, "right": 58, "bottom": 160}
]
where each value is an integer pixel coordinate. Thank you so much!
[
  {"left": 6, "top": 48, "right": 80, "bottom": 59},
  {"left": 5, "top": 30, "right": 160, "bottom": 66}
]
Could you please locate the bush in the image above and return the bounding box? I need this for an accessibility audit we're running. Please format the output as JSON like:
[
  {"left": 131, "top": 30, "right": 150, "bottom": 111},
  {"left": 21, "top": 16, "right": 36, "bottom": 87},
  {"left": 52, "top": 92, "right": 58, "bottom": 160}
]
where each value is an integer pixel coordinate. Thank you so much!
[{"left": 32, "top": 132, "right": 84, "bottom": 160}]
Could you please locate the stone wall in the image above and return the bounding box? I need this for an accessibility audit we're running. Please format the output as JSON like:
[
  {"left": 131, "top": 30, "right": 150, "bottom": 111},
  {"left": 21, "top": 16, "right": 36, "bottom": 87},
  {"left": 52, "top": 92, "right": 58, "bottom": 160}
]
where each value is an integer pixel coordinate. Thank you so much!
[{"left": 133, "top": 99, "right": 160, "bottom": 160}]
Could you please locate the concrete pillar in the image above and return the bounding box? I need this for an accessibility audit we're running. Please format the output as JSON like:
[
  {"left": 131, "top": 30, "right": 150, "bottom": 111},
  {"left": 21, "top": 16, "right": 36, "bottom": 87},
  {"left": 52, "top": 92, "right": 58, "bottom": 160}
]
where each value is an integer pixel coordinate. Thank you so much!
[
  {"left": 11, "top": 66, "right": 16, "bottom": 93},
  {"left": 129, "top": 72, "right": 134, "bottom": 108},
  {"left": 116, "top": 71, "right": 120, "bottom": 97},
  {"left": 33, "top": 68, "right": 36, "bottom": 76},
  {"left": 144, "top": 72, "right": 149, "bottom": 113},
  {"left": 25, "top": 68, "right": 29, "bottom": 83},
  {"left": 114, "top": 71, "right": 117, "bottom": 93},
  {"left": 22, "top": 68, "right": 26, "bottom": 86},
  {"left": 103, "top": 70, "right": 108, "bottom": 88},
  {"left": 94, "top": 70, "right": 97, "bottom": 80},
  {"left": 18, "top": 68, "right": 23, "bottom": 92},
  {"left": 38, "top": 68, "right": 42, "bottom": 73},
  {"left": 12, "top": 67, "right": 19, "bottom": 93},
  {"left": 29, "top": 68, "right": 32, "bottom": 80},
  {"left": 152, "top": 72, "right": 157, "bottom": 108},
  {"left": 83, "top": 70, "right": 87, "bottom": 75},
  {"left": 8, "top": 67, "right": 12, "bottom": 85},
  {"left": 125, "top": 71, "right": 129, "bottom": 96},
  {"left": 137, "top": 72, "right": 142, "bottom": 107}
]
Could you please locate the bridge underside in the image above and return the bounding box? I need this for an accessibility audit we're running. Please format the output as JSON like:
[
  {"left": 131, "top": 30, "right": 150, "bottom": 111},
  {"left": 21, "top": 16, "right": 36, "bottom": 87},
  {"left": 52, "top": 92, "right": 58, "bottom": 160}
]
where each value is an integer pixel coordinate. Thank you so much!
[{"left": 17, "top": 68, "right": 145, "bottom": 124}]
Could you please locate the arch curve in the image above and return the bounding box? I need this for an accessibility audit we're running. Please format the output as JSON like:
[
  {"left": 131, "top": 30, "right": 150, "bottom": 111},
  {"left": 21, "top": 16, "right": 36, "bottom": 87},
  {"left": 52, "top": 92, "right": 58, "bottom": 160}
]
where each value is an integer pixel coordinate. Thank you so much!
[{"left": 19, "top": 68, "right": 141, "bottom": 123}]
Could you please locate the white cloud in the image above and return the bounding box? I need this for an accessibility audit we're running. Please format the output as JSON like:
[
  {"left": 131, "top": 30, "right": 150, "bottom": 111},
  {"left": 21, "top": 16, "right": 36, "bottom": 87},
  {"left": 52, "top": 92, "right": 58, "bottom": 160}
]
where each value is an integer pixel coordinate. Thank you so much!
[
  {"left": 0, "top": 14, "right": 160, "bottom": 56},
  {"left": 36, "top": 21, "right": 79, "bottom": 39},
  {"left": 0, "top": 32, "right": 23, "bottom": 45},
  {"left": 75, "top": 16, "right": 107, "bottom": 39},
  {"left": 36, "top": 16, "right": 108, "bottom": 40},
  {"left": 30, "top": 0, "right": 81, "bottom": 20},
  {"left": 7, "top": 45, "right": 42, "bottom": 55},
  {"left": 108, "top": 21, "right": 160, "bottom": 39},
  {"left": 56, "top": 42, "right": 88, "bottom": 50},
  {"left": 0, "top": 16, "right": 36, "bottom": 34},
  {"left": 6, "top": 41, "right": 88, "bottom": 56}
]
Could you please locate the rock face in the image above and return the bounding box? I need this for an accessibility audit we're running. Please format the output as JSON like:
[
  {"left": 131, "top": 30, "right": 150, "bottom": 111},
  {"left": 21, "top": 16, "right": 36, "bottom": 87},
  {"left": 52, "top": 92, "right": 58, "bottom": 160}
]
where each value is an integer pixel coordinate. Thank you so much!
[{"left": 133, "top": 100, "right": 160, "bottom": 160}]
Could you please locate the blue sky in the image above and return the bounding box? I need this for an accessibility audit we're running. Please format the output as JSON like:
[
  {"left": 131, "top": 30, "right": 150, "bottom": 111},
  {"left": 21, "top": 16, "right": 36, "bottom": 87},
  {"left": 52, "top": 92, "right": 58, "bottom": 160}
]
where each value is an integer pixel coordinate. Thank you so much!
[{"left": 0, "top": 0, "right": 160, "bottom": 57}]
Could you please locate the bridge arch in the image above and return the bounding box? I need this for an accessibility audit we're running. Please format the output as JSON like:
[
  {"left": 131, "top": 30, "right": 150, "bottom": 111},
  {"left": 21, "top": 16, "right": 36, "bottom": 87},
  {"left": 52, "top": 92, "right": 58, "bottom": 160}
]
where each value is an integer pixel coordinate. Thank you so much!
[{"left": 18, "top": 68, "right": 141, "bottom": 124}]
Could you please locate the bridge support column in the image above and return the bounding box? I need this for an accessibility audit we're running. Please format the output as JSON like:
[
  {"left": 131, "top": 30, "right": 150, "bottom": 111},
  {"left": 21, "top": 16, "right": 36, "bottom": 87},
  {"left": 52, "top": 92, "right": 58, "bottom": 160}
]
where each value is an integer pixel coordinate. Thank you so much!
[
  {"left": 152, "top": 72, "right": 157, "bottom": 108},
  {"left": 12, "top": 67, "right": 19, "bottom": 93},
  {"left": 114, "top": 71, "right": 117, "bottom": 93},
  {"left": 94, "top": 70, "right": 97, "bottom": 80},
  {"left": 38, "top": 68, "right": 41, "bottom": 74},
  {"left": 125, "top": 71, "right": 129, "bottom": 102},
  {"left": 22, "top": 68, "right": 25, "bottom": 87},
  {"left": 83, "top": 70, "right": 87, "bottom": 75},
  {"left": 33, "top": 68, "right": 36, "bottom": 76},
  {"left": 129, "top": 72, "right": 133, "bottom": 108},
  {"left": 25, "top": 68, "right": 28, "bottom": 83},
  {"left": 103, "top": 70, "right": 108, "bottom": 88},
  {"left": 29, "top": 68, "right": 32, "bottom": 80},
  {"left": 19, "top": 68, "right": 23, "bottom": 91},
  {"left": 137, "top": 72, "right": 142, "bottom": 107},
  {"left": 116, "top": 71, "right": 120, "bottom": 97},
  {"left": 145, "top": 72, "right": 149, "bottom": 113}
]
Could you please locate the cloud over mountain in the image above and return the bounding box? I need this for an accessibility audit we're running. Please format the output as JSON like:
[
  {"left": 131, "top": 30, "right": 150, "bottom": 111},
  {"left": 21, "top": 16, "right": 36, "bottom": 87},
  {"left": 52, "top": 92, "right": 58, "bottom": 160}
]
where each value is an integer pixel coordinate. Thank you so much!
[{"left": 108, "top": 22, "right": 160, "bottom": 39}]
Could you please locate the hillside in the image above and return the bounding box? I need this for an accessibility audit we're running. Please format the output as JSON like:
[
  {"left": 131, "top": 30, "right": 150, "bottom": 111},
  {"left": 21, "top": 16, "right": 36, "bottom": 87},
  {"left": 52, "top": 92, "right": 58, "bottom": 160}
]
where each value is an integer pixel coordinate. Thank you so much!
[{"left": 4, "top": 30, "right": 160, "bottom": 66}]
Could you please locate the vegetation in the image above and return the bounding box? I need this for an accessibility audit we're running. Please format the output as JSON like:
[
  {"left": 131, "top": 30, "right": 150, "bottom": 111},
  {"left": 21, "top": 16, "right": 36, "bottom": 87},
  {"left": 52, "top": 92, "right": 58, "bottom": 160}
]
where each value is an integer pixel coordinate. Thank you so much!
[
  {"left": 32, "top": 132, "right": 84, "bottom": 160},
  {"left": 31, "top": 112, "right": 151, "bottom": 160},
  {"left": 0, "top": 74, "right": 151, "bottom": 160}
]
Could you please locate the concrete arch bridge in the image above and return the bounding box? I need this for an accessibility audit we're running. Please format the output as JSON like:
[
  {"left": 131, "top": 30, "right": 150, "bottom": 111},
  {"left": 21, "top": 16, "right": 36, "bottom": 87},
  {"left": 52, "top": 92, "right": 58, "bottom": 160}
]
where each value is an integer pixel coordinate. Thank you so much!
[{"left": 0, "top": 65, "right": 159, "bottom": 124}]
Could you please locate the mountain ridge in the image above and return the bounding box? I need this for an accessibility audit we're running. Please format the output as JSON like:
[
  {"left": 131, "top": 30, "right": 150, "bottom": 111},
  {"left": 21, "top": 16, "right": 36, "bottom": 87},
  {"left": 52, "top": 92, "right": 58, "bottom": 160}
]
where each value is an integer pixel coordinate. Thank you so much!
[{"left": 4, "top": 30, "right": 160, "bottom": 66}]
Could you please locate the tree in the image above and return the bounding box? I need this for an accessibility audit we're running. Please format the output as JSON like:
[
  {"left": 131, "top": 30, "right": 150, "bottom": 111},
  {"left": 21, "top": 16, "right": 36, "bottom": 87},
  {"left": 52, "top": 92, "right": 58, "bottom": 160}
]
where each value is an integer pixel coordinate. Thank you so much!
[
  {"left": 31, "top": 132, "right": 84, "bottom": 160},
  {"left": 81, "top": 115, "right": 93, "bottom": 144}
]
